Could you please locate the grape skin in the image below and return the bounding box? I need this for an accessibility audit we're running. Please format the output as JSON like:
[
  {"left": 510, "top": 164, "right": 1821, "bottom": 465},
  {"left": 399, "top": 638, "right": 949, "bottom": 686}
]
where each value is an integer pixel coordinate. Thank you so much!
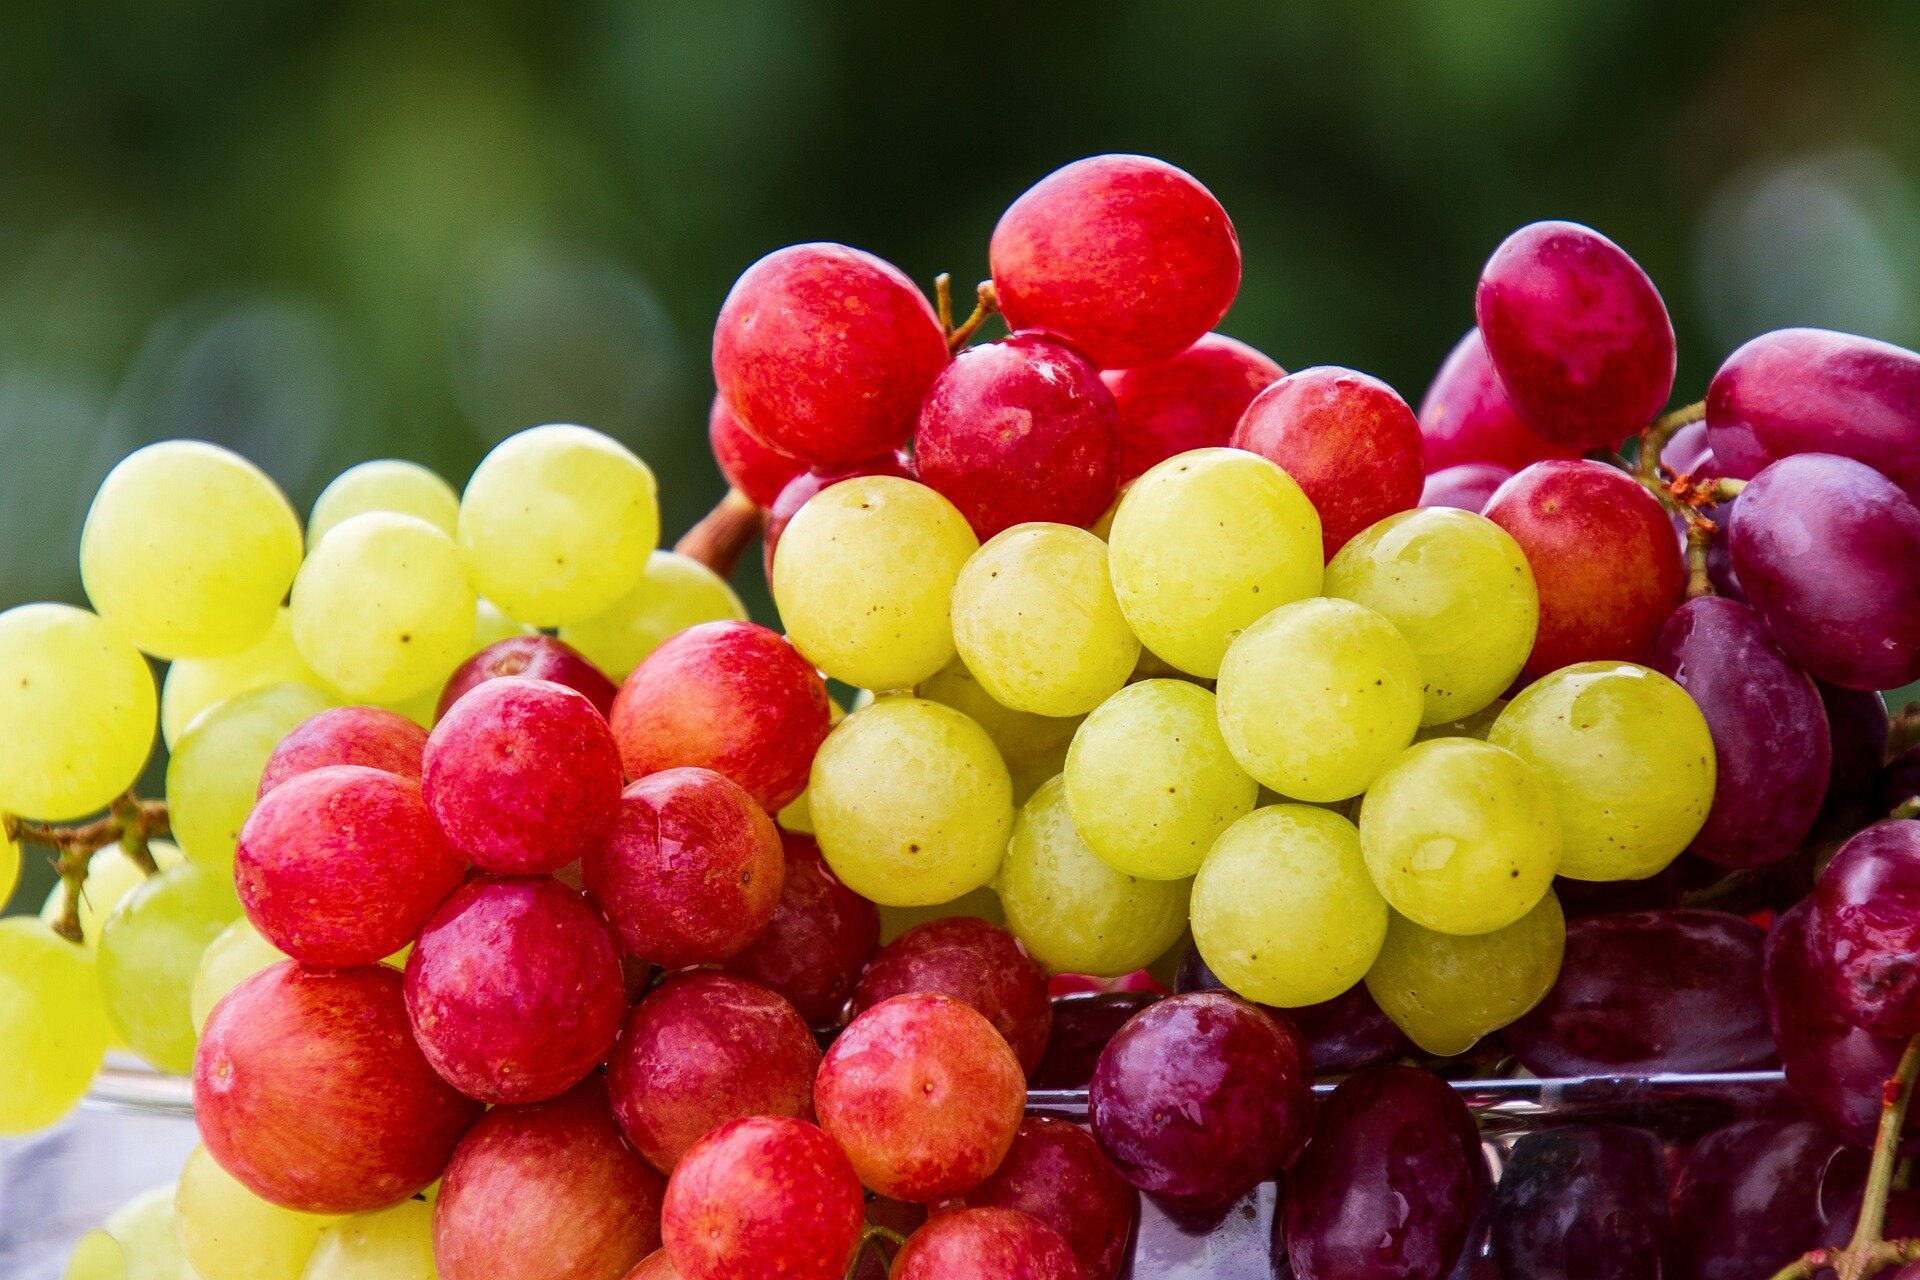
[
  {"left": 303, "top": 1200, "right": 436, "bottom": 1280},
  {"left": 190, "top": 917, "right": 286, "bottom": 1036},
  {"left": 307, "top": 458, "right": 460, "bottom": 548},
  {"left": 916, "top": 656, "right": 1083, "bottom": 805},
  {"left": 161, "top": 608, "right": 328, "bottom": 748},
  {"left": 175, "top": 1142, "right": 329, "bottom": 1280},
  {"left": 559, "top": 550, "right": 747, "bottom": 680},
  {"left": 100, "top": 1182, "right": 188, "bottom": 1280},
  {"left": 61, "top": 1230, "right": 125, "bottom": 1280},
  {"left": 0, "top": 918, "right": 112, "bottom": 1135},
  {"left": 97, "top": 858, "right": 242, "bottom": 1073},
  {"left": 1364, "top": 893, "right": 1565, "bottom": 1056},
  {"left": 168, "top": 682, "right": 335, "bottom": 873}
]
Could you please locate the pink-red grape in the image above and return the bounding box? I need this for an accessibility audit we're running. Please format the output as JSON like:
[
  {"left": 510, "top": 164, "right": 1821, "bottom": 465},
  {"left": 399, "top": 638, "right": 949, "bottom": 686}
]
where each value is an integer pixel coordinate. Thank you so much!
[
  {"left": 257, "top": 705, "right": 427, "bottom": 798},
  {"left": 852, "top": 917, "right": 1053, "bottom": 1077},
  {"left": 1812, "top": 820, "right": 1920, "bottom": 1036},
  {"left": 1418, "top": 462, "right": 1511, "bottom": 514},
  {"left": 1100, "top": 332, "right": 1283, "bottom": 482},
  {"left": 892, "top": 1208, "right": 1083, "bottom": 1280},
  {"left": 1417, "top": 329, "right": 1581, "bottom": 472},
  {"left": 708, "top": 393, "right": 805, "bottom": 508},
  {"left": 722, "top": 831, "right": 879, "bottom": 1027},
  {"left": 964, "top": 1116, "right": 1137, "bottom": 1280},
  {"left": 438, "top": 634, "right": 619, "bottom": 721},
  {"left": 661, "top": 1116, "right": 866, "bottom": 1280}
]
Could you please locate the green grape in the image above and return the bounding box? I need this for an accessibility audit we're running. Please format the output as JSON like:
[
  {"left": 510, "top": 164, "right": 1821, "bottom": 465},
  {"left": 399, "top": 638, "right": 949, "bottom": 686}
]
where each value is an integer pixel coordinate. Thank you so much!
[
  {"left": 42, "top": 840, "right": 188, "bottom": 949},
  {"left": 457, "top": 424, "right": 660, "bottom": 626},
  {"left": 1063, "top": 679, "right": 1257, "bottom": 880},
  {"left": 307, "top": 460, "right": 459, "bottom": 549},
  {"left": 1106, "top": 448, "right": 1322, "bottom": 678},
  {"left": 772, "top": 476, "right": 978, "bottom": 691},
  {"left": 917, "top": 656, "right": 1084, "bottom": 785},
  {"left": 1358, "top": 738, "right": 1561, "bottom": 936},
  {"left": 950, "top": 523, "right": 1139, "bottom": 717},
  {"left": 301, "top": 1199, "right": 434, "bottom": 1280},
  {"left": 97, "top": 860, "right": 242, "bottom": 1073},
  {"left": 1413, "top": 699, "right": 1506, "bottom": 744},
  {"left": 169, "top": 683, "right": 334, "bottom": 872},
  {"left": 290, "top": 512, "right": 476, "bottom": 703},
  {"left": 162, "top": 610, "right": 329, "bottom": 749},
  {"left": 808, "top": 697, "right": 1013, "bottom": 907},
  {"left": 1324, "top": 507, "right": 1538, "bottom": 725},
  {"left": 0, "top": 603, "right": 157, "bottom": 821},
  {"left": 998, "top": 775, "right": 1191, "bottom": 976},
  {"left": 1215, "top": 597, "right": 1424, "bottom": 803},
  {"left": 65, "top": 1230, "right": 129, "bottom": 1280},
  {"left": 471, "top": 598, "right": 532, "bottom": 651},
  {"left": 102, "top": 1183, "right": 189, "bottom": 1280},
  {"left": 176, "top": 1144, "right": 331, "bottom": 1280},
  {"left": 191, "top": 918, "right": 287, "bottom": 1036},
  {"left": 775, "top": 697, "right": 845, "bottom": 835},
  {"left": 877, "top": 885, "right": 1008, "bottom": 944},
  {"left": 80, "top": 440, "right": 304, "bottom": 660},
  {"left": 0, "top": 918, "right": 111, "bottom": 1133},
  {"left": 1490, "top": 661, "right": 1716, "bottom": 881},
  {"left": 1365, "top": 893, "right": 1565, "bottom": 1056},
  {"left": 1, "top": 822, "right": 17, "bottom": 908},
  {"left": 560, "top": 549, "right": 748, "bottom": 679},
  {"left": 1190, "top": 804, "right": 1388, "bottom": 1007}
]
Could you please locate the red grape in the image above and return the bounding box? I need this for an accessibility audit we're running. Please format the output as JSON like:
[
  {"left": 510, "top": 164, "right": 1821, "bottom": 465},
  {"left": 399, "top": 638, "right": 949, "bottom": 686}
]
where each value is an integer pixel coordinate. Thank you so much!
[
  {"left": 1100, "top": 332, "right": 1283, "bottom": 482},
  {"left": 892, "top": 1208, "right": 1083, "bottom": 1280},
  {"left": 722, "top": 831, "right": 880, "bottom": 1027},
  {"left": 403, "top": 875, "right": 626, "bottom": 1105},
  {"left": 236, "top": 765, "right": 466, "bottom": 967},
  {"left": 964, "top": 1115, "right": 1138, "bottom": 1280},
  {"left": 1030, "top": 991, "right": 1162, "bottom": 1090},
  {"left": 1416, "top": 329, "right": 1581, "bottom": 472},
  {"left": 761, "top": 450, "right": 914, "bottom": 577},
  {"left": 1176, "top": 947, "right": 1407, "bottom": 1074},
  {"left": 1418, "top": 462, "right": 1511, "bottom": 514},
  {"left": 852, "top": 917, "right": 1053, "bottom": 1077},
  {"left": 1489, "top": 1126, "right": 1669, "bottom": 1280},
  {"left": 707, "top": 393, "right": 804, "bottom": 508},
  {"left": 661, "top": 1116, "right": 866, "bottom": 1280},
  {"left": 625, "top": 1252, "right": 680, "bottom": 1280},
  {"left": 256, "top": 705, "right": 427, "bottom": 798},
  {"left": 1668, "top": 1118, "right": 1864, "bottom": 1280},
  {"left": 438, "top": 634, "right": 619, "bottom": 721},
  {"left": 712, "top": 243, "right": 947, "bottom": 467},
  {"left": 1474, "top": 220, "right": 1676, "bottom": 450},
  {"left": 194, "top": 963, "right": 481, "bottom": 1214},
  {"left": 1812, "top": 819, "right": 1920, "bottom": 1035}
]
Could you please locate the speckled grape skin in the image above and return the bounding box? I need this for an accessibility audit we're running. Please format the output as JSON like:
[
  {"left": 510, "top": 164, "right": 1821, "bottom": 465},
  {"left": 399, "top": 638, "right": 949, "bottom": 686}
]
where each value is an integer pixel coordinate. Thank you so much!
[
  {"left": 437, "top": 634, "right": 618, "bottom": 721},
  {"left": 892, "top": 1208, "right": 1084, "bottom": 1280},
  {"left": 403, "top": 876, "right": 626, "bottom": 1105},
  {"left": 583, "top": 767, "right": 785, "bottom": 968},
  {"left": 661, "top": 1116, "right": 866, "bottom": 1280},
  {"left": 852, "top": 917, "right": 1053, "bottom": 1077},
  {"left": 609, "top": 972, "right": 821, "bottom": 1174},
  {"left": 722, "top": 831, "right": 879, "bottom": 1027},
  {"left": 760, "top": 451, "right": 915, "bottom": 578},
  {"left": 1418, "top": 463, "right": 1511, "bottom": 514},
  {"left": 194, "top": 963, "right": 482, "bottom": 1214},
  {"left": 257, "top": 705, "right": 427, "bottom": 798},
  {"left": 964, "top": 1116, "right": 1139, "bottom": 1280},
  {"left": 1102, "top": 332, "right": 1283, "bottom": 483},
  {"left": 434, "top": 1077, "right": 666, "bottom": 1280},
  {"left": 1417, "top": 329, "right": 1582, "bottom": 472},
  {"left": 707, "top": 393, "right": 804, "bottom": 507},
  {"left": 1812, "top": 821, "right": 1920, "bottom": 1036}
]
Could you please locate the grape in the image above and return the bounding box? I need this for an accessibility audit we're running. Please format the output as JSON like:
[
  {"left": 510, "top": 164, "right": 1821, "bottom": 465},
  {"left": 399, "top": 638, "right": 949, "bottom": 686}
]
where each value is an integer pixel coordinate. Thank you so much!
[
  {"left": 1364, "top": 891, "right": 1563, "bottom": 1057},
  {"left": 1325, "top": 507, "right": 1539, "bottom": 725},
  {"left": 168, "top": 682, "right": 334, "bottom": 871},
  {"left": 1102, "top": 332, "right": 1283, "bottom": 483},
  {"left": 583, "top": 766, "right": 785, "bottom": 966},
  {"left": 807, "top": 697, "right": 1013, "bottom": 907},
  {"left": 878, "top": 882, "right": 1007, "bottom": 942},
  {"left": 307, "top": 459, "right": 460, "bottom": 548},
  {"left": 707, "top": 394, "right": 804, "bottom": 507},
  {"left": 438, "top": 633, "right": 617, "bottom": 720},
  {"left": 455, "top": 424, "right": 660, "bottom": 626},
  {"left": 1502, "top": 908, "right": 1770, "bottom": 1074},
  {"left": 1669, "top": 1118, "right": 1864, "bottom": 1280},
  {"left": 0, "top": 918, "right": 111, "bottom": 1133},
  {"left": 81, "top": 440, "right": 303, "bottom": 659},
  {"left": 1178, "top": 948, "right": 1409, "bottom": 1072},
  {"left": 1416, "top": 329, "right": 1582, "bottom": 472},
  {"left": 1490, "top": 662, "right": 1715, "bottom": 881},
  {"left": 190, "top": 917, "right": 285, "bottom": 1036},
  {"left": 1488, "top": 1126, "right": 1669, "bottom": 1280},
  {"left": 852, "top": 917, "right": 1053, "bottom": 1075},
  {"left": 1217, "top": 598, "right": 1424, "bottom": 802},
  {"left": 990, "top": 154, "right": 1240, "bottom": 370},
  {"left": 560, "top": 550, "right": 747, "bottom": 681},
  {"left": 891, "top": 1208, "right": 1082, "bottom": 1280},
  {"left": 257, "top": 705, "right": 427, "bottom": 798},
  {"left": 1106, "top": 447, "right": 1322, "bottom": 678},
  {"left": 660, "top": 1116, "right": 865, "bottom": 1280},
  {"left": 1088, "top": 991, "right": 1312, "bottom": 1210},
  {"left": 100, "top": 1183, "right": 188, "bottom": 1280},
  {"left": 62, "top": 1231, "right": 126, "bottom": 1280},
  {"left": 1822, "top": 681, "right": 1892, "bottom": 821},
  {"left": 761, "top": 450, "right": 916, "bottom": 575},
  {"left": 916, "top": 656, "right": 1082, "bottom": 805},
  {"left": 1473, "top": 220, "right": 1675, "bottom": 450},
  {"left": 950, "top": 523, "right": 1138, "bottom": 717},
  {"left": 1810, "top": 819, "right": 1920, "bottom": 1035},
  {"left": 999, "top": 774, "right": 1192, "bottom": 977},
  {"left": 609, "top": 971, "right": 820, "bottom": 1172},
  {"left": 97, "top": 858, "right": 241, "bottom": 1072},
  {"left": 1191, "top": 804, "right": 1386, "bottom": 1007},
  {"left": 1728, "top": 453, "right": 1920, "bottom": 690},
  {"left": 302, "top": 1200, "right": 436, "bottom": 1280},
  {"left": 722, "top": 830, "right": 879, "bottom": 1026},
  {"left": 1648, "top": 597, "right": 1830, "bottom": 867},
  {"left": 1031, "top": 991, "right": 1163, "bottom": 1089},
  {"left": 1231, "top": 366, "right": 1426, "bottom": 557},
  {"left": 0, "top": 603, "right": 156, "bottom": 821},
  {"left": 0, "top": 822, "right": 16, "bottom": 907},
  {"left": 1482, "top": 460, "right": 1685, "bottom": 675},
  {"left": 174, "top": 1142, "right": 329, "bottom": 1280},
  {"left": 41, "top": 839, "right": 186, "bottom": 949},
  {"left": 1418, "top": 463, "right": 1512, "bottom": 513},
  {"left": 290, "top": 512, "right": 477, "bottom": 703},
  {"left": 162, "top": 609, "right": 327, "bottom": 748},
  {"left": 815, "top": 992, "right": 1026, "bottom": 1201},
  {"left": 962, "top": 1116, "right": 1137, "bottom": 1280},
  {"left": 626, "top": 1251, "right": 678, "bottom": 1280},
  {"left": 772, "top": 475, "right": 979, "bottom": 690}
]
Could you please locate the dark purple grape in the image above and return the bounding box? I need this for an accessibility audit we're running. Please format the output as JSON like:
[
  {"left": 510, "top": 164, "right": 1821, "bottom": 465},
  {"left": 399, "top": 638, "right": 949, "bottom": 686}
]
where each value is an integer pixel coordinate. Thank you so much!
[
  {"left": 1668, "top": 1118, "right": 1864, "bottom": 1280},
  {"left": 1487, "top": 1126, "right": 1668, "bottom": 1280},
  {"left": 1030, "top": 991, "right": 1162, "bottom": 1090},
  {"left": 1176, "top": 948, "right": 1408, "bottom": 1075},
  {"left": 1648, "top": 597, "right": 1830, "bottom": 868},
  {"left": 1282, "top": 1066, "right": 1483, "bottom": 1280},
  {"left": 1812, "top": 820, "right": 1920, "bottom": 1035},
  {"left": 1419, "top": 463, "right": 1513, "bottom": 514},
  {"left": 1550, "top": 873, "right": 1676, "bottom": 920},
  {"left": 1728, "top": 453, "right": 1920, "bottom": 692},
  {"left": 1818, "top": 1186, "right": 1920, "bottom": 1260},
  {"left": 1088, "top": 991, "right": 1313, "bottom": 1211},
  {"left": 1821, "top": 682, "right": 1891, "bottom": 820},
  {"left": 1502, "top": 910, "right": 1773, "bottom": 1076}
]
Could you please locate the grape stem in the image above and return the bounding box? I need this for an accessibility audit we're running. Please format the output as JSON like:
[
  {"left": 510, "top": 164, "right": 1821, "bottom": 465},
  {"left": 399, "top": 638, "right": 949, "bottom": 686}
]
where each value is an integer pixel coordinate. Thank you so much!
[
  {"left": 675, "top": 488, "right": 765, "bottom": 580},
  {"left": 7, "top": 792, "right": 170, "bottom": 943},
  {"left": 1896, "top": 798, "right": 1920, "bottom": 822},
  {"left": 1635, "top": 400, "right": 1707, "bottom": 486},
  {"left": 843, "top": 1222, "right": 910, "bottom": 1279},
  {"left": 1892, "top": 704, "right": 1920, "bottom": 760},
  {"left": 945, "top": 280, "right": 999, "bottom": 353}
]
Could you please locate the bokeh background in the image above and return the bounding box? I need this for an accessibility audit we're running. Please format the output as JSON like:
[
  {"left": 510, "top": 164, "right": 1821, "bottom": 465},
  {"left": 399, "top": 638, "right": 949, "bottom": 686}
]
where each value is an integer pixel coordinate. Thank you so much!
[{"left": 3, "top": 0, "right": 1918, "bottom": 904}]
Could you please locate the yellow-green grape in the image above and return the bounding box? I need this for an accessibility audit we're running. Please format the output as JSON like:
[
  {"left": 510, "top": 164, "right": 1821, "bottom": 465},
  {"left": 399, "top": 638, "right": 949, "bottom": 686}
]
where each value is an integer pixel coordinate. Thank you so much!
[
  {"left": 1324, "top": 508, "right": 1538, "bottom": 725},
  {"left": 1414, "top": 699, "right": 1506, "bottom": 744},
  {"left": 949, "top": 524, "right": 1139, "bottom": 717},
  {"left": 307, "top": 460, "right": 459, "bottom": 549},
  {"left": 1215, "top": 597, "right": 1424, "bottom": 803},
  {"left": 776, "top": 697, "right": 846, "bottom": 835},
  {"left": 457, "top": 424, "right": 660, "bottom": 626},
  {"left": 0, "top": 918, "right": 111, "bottom": 1133},
  {"left": 81, "top": 440, "right": 303, "bottom": 660},
  {"left": 42, "top": 840, "right": 188, "bottom": 949},
  {"left": 561, "top": 549, "right": 748, "bottom": 679},
  {"left": 97, "top": 860, "right": 242, "bottom": 1073},
  {"left": 176, "top": 1144, "right": 330, "bottom": 1280},
  {"left": 302, "top": 1199, "right": 435, "bottom": 1280},
  {"left": 1063, "top": 680, "right": 1256, "bottom": 881},
  {"left": 1106, "top": 448, "right": 1322, "bottom": 678},
  {"left": 64, "top": 1230, "right": 128, "bottom": 1280},
  {"left": 191, "top": 919, "right": 287, "bottom": 1036},
  {"left": 1358, "top": 738, "right": 1561, "bottom": 936},
  {"left": 878, "top": 885, "right": 1008, "bottom": 945},
  {"left": 808, "top": 697, "right": 1012, "bottom": 907},
  {"left": 291, "top": 512, "right": 476, "bottom": 702},
  {"left": 162, "top": 610, "right": 329, "bottom": 749},
  {"left": 168, "top": 683, "right": 334, "bottom": 872},
  {"left": 916, "top": 656, "right": 1082, "bottom": 806},
  {"left": 0, "top": 604, "right": 157, "bottom": 821},
  {"left": 773, "top": 476, "right": 979, "bottom": 691},
  {"left": 998, "top": 775, "right": 1191, "bottom": 976},
  {"left": 471, "top": 598, "right": 532, "bottom": 652},
  {"left": 1, "top": 822, "right": 17, "bottom": 908},
  {"left": 1490, "top": 662, "right": 1716, "bottom": 881},
  {"left": 1190, "top": 804, "right": 1388, "bottom": 1007},
  {"left": 102, "top": 1183, "right": 188, "bottom": 1280},
  {"left": 1364, "top": 893, "right": 1566, "bottom": 1056}
]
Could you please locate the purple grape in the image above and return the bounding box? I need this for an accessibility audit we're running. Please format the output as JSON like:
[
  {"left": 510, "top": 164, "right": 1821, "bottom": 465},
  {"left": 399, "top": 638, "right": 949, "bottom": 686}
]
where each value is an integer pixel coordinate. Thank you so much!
[
  {"left": 1501, "top": 910, "right": 1773, "bottom": 1076},
  {"left": 1660, "top": 420, "right": 1716, "bottom": 476},
  {"left": 1728, "top": 453, "right": 1920, "bottom": 691},
  {"left": 1176, "top": 948, "right": 1408, "bottom": 1075},
  {"left": 1550, "top": 873, "right": 1676, "bottom": 920},
  {"left": 1281, "top": 1066, "right": 1484, "bottom": 1280},
  {"left": 1418, "top": 463, "right": 1512, "bottom": 514},
  {"left": 1088, "top": 991, "right": 1313, "bottom": 1211},
  {"left": 1487, "top": 1126, "right": 1668, "bottom": 1280},
  {"left": 1648, "top": 597, "right": 1830, "bottom": 868},
  {"left": 1668, "top": 1118, "right": 1864, "bottom": 1280},
  {"left": 1030, "top": 991, "right": 1162, "bottom": 1090},
  {"left": 1812, "top": 819, "right": 1920, "bottom": 1035},
  {"left": 1821, "top": 683, "right": 1891, "bottom": 820}
]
